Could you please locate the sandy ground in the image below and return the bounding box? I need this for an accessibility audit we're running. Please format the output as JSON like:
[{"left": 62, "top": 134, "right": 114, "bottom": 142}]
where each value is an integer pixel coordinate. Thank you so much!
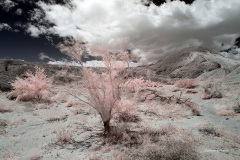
[{"left": 0, "top": 80, "right": 240, "bottom": 160}]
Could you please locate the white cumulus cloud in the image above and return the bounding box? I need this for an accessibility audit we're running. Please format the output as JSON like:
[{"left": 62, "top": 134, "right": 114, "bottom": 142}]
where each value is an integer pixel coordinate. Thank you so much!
[
  {"left": 0, "top": 23, "right": 12, "bottom": 31},
  {"left": 29, "top": 0, "right": 240, "bottom": 62}
]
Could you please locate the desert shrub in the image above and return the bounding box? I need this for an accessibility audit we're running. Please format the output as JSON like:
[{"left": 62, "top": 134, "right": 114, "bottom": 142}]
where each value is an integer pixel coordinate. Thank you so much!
[
  {"left": 198, "top": 126, "right": 221, "bottom": 137},
  {"left": 25, "top": 148, "right": 42, "bottom": 160},
  {"left": 233, "top": 95, "right": 240, "bottom": 113},
  {"left": 56, "top": 129, "right": 73, "bottom": 144},
  {"left": 184, "top": 101, "right": 201, "bottom": 116},
  {"left": 114, "top": 99, "right": 140, "bottom": 122},
  {"left": 103, "top": 124, "right": 140, "bottom": 145},
  {"left": 126, "top": 125, "right": 198, "bottom": 160},
  {"left": 7, "top": 66, "right": 52, "bottom": 102},
  {"left": 124, "top": 77, "right": 161, "bottom": 93},
  {"left": 202, "top": 79, "right": 223, "bottom": 99},
  {"left": 58, "top": 39, "right": 137, "bottom": 134},
  {"left": 186, "top": 89, "right": 198, "bottom": 94},
  {"left": 174, "top": 78, "right": 196, "bottom": 89},
  {"left": 211, "top": 89, "right": 222, "bottom": 98},
  {"left": 3, "top": 59, "right": 13, "bottom": 71},
  {"left": 217, "top": 109, "right": 235, "bottom": 116},
  {"left": 47, "top": 110, "right": 67, "bottom": 122},
  {"left": 132, "top": 138, "right": 198, "bottom": 160},
  {"left": 233, "top": 104, "right": 240, "bottom": 113},
  {"left": 0, "top": 101, "right": 13, "bottom": 113}
]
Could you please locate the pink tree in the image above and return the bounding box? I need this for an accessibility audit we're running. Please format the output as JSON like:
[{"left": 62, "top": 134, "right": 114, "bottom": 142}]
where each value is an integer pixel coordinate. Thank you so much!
[{"left": 59, "top": 39, "right": 135, "bottom": 133}]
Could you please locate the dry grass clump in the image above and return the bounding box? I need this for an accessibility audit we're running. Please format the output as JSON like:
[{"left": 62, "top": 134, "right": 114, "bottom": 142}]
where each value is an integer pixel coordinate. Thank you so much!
[
  {"left": 214, "top": 104, "right": 236, "bottom": 116},
  {"left": 184, "top": 101, "right": 201, "bottom": 116},
  {"left": 0, "top": 119, "right": 8, "bottom": 135},
  {"left": 65, "top": 100, "right": 73, "bottom": 107},
  {"left": 233, "top": 96, "right": 240, "bottom": 113},
  {"left": 217, "top": 109, "right": 235, "bottom": 116},
  {"left": 24, "top": 148, "right": 42, "bottom": 160},
  {"left": 174, "top": 78, "right": 196, "bottom": 89},
  {"left": 116, "top": 113, "right": 140, "bottom": 123},
  {"left": 128, "top": 125, "right": 198, "bottom": 160},
  {"left": 131, "top": 137, "right": 198, "bottom": 160},
  {"left": 198, "top": 126, "right": 221, "bottom": 137},
  {"left": 138, "top": 89, "right": 200, "bottom": 116},
  {"left": 0, "top": 101, "right": 14, "bottom": 113},
  {"left": 102, "top": 125, "right": 199, "bottom": 160},
  {"left": 103, "top": 124, "right": 142, "bottom": 146},
  {"left": 186, "top": 89, "right": 198, "bottom": 94},
  {"left": 201, "top": 79, "right": 223, "bottom": 99},
  {"left": 0, "top": 128, "right": 7, "bottom": 135},
  {"left": 8, "top": 118, "right": 27, "bottom": 126},
  {"left": 47, "top": 110, "right": 67, "bottom": 122},
  {"left": 37, "top": 103, "right": 51, "bottom": 110},
  {"left": 56, "top": 129, "right": 73, "bottom": 144},
  {"left": 114, "top": 99, "right": 140, "bottom": 123},
  {"left": 233, "top": 104, "right": 240, "bottom": 113}
]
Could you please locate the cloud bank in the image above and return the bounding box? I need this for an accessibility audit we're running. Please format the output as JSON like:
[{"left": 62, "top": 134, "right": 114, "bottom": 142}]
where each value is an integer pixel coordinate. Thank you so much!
[
  {"left": 0, "top": 23, "right": 12, "bottom": 31},
  {"left": 0, "top": 0, "right": 17, "bottom": 12},
  {"left": 28, "top": 0, "right": 240, "bottom": 62}
]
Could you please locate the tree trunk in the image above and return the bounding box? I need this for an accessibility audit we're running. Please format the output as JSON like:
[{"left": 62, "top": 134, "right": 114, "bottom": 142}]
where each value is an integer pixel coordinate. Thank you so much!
[
  {"left": 5, "top": 65, "right": 8, "bottom": 71},
  {"left": 103, "top": 120, "right": 111, "bottom": 134}
]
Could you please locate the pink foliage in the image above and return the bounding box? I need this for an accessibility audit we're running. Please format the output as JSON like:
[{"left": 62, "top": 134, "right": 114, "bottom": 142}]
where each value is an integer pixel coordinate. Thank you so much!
[
  {"left": 80, "top": 44, "right": 136, "bottom": 133},
  {"left": 65, "top": 100, "right": 73, "bottom": 107},
  {"left": 113, "top": 99, "right": 136, "bottom": 117},
  {"left": 174, "top": 78, "right": 196, "bottom": 89},
  {"left": 124, "top": 77, "right": 161, "bottom": 92},
  {"left": 7, "top": 67, "right": 52, "bottom": 102},
  {"left": 58, "top": 38, "right": 138, "bottom": 133}
]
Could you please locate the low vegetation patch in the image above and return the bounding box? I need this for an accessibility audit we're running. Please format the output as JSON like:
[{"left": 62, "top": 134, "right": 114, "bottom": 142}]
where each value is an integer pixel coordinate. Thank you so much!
[
  {"left": 0, "top": 101, "right": 13, "bottom": 113},
  {"left": 24, "top": 148, "right": 42, "bottom": 160},
  {"left": 202, "top": 79, "right": 223, "bottom": 99},
  {"left": 198, "top": 126, "right": 221, "bottom": 137},
  {"left": 102, "top": 125, "right": 199, "bottom": 160},
  {"left": 56, "top": 129, "right": 73, "bottom": 144},
  {"left": 174, "top": 78, "right": 196, "bottom": 89}
]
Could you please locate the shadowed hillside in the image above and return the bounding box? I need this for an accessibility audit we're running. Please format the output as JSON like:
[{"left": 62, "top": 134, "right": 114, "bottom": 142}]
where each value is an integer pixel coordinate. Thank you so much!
[{"left": 1, "top": 46, "right": 240, "bottom": 91}]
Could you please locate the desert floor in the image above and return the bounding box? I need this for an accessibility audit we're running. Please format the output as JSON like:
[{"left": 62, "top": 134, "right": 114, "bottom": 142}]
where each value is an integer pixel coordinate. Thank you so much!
[{"left": 0, "top": 81, "right": 240, "bottom": 160}]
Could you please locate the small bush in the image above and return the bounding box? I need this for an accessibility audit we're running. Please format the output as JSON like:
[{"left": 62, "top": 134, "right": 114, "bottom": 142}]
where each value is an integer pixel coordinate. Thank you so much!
[
  {"left": 233, "top": 104, "right": 240, "bottom": 113},
  {"left": 0, "top": 101, "right": 13, "bottom": 113},
  {"left": 129, "top": 125, "right": 198, "bottom": 160},
  {"left": 202, "top": 79, "right": 223, "bottom": 99},
  {"left": 135, "top": 137, "right": 198, "bottom": 160},
  {"left": 233, "top": 97, "right": 240, "bottom": 113},
  {"left": 174, "top": 78, "right": 196, "bottom": 89},
  {"left": 3, "top": 59, "right": 13, "bottom": 71},
  {"left": 103, "top": 124, "right": 142, "bottom": 146},
  {"left": 7, "top": 66, "right": 52, "bottom": 102},
  {"left": 56, "top": 130, "right": 73, "bottom": 144},
  {"left": 124, "top": 77, "right": 161, "bottom": 93},
  {"left": 198, "top": 127, "right": 221, "bottom": 137},
  {"left": 47, "top": 110, "right": 67, "bottom": 122},
  {"left": 217, "top": 109, "right": 235, "bottom": 116},
  {"left": 211, "top": 90, "right": 223, "bottom": 98},
  {"left": 25, "top": 148, "right": 42, "bottom": 160},
  {"left": 65, "top": 100, "right": 73, "bottom": 107},
  {"left": 114, "top": 99, "right": 139, "bottom": 122}
]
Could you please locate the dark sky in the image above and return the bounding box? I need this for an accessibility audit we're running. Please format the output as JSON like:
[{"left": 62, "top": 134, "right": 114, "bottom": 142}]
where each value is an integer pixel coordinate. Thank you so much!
[
  {"left": 0, "top": 0, "right": 66, "bottom": 61},
  {"left": 1, "top": 0, "right": 239, "bottom": 62}
]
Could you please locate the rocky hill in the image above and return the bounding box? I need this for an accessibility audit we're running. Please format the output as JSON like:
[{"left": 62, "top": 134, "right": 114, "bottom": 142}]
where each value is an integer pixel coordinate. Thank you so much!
[
  {"left": 0, "top": 59, "right": 81, "bottom": 91},
  {"left": 1, "top": 46, "right": 240, "bottom": 91}
]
